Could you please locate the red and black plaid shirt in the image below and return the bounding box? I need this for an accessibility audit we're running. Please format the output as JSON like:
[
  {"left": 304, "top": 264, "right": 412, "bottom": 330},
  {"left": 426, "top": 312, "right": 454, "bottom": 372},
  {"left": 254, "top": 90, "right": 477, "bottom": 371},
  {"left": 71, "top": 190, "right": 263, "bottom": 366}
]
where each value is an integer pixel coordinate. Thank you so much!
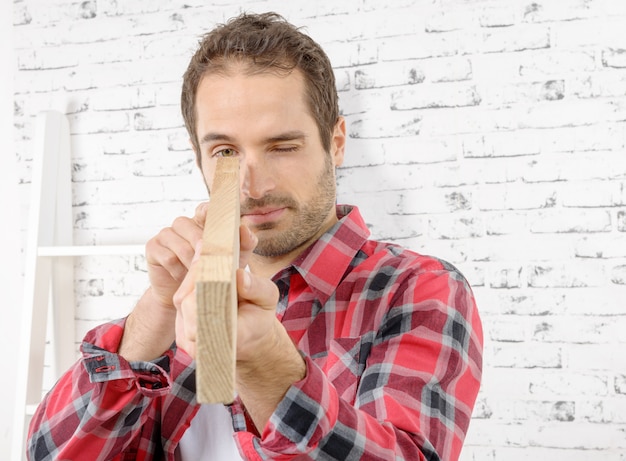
[{"left": 28, "top": 205, "right": 483, "bottom": 461}]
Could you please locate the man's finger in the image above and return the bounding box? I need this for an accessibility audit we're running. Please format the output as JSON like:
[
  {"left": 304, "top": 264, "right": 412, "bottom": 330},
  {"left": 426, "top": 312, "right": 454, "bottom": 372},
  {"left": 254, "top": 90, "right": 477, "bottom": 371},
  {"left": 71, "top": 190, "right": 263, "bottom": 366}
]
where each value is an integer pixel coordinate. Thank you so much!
[{"left": 236, "top": 268, "right": 278, "bottom": 311}]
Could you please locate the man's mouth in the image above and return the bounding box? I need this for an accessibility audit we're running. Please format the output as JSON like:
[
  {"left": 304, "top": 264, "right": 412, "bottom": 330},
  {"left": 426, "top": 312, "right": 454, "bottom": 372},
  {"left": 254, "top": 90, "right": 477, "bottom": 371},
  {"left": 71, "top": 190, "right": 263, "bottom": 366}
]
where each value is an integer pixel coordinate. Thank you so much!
[{"left": 241, "top": 207, "right": 287, "bottom": 226}]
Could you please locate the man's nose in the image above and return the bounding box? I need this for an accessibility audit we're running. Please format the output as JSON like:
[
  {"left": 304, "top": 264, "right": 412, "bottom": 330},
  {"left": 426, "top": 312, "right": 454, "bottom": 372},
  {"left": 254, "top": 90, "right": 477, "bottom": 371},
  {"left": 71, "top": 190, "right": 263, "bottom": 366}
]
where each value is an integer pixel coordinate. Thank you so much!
[{"left": 240, "top": 154, "right": 276, "bottom": 200}]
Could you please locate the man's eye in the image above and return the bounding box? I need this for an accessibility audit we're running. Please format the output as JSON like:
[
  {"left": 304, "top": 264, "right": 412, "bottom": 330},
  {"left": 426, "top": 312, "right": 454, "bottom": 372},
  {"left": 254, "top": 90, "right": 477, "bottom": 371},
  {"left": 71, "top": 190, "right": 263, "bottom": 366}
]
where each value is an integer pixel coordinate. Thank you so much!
[
  {"left": 274, "top": 146, "right": 299, "bottom": 153},
  {"left": 215, "top": 148, "right": 236, "bottom": 157}
]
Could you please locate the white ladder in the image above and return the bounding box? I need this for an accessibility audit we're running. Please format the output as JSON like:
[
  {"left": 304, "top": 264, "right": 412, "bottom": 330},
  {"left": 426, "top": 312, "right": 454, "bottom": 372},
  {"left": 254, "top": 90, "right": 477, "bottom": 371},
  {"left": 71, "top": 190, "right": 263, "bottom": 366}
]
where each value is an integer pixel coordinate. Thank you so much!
[
  {"left": 12, "top": 111, "right": 75, "bottom": 461},
  {"left": 12, "top": 111, "right": 143, "bottom": 460}
]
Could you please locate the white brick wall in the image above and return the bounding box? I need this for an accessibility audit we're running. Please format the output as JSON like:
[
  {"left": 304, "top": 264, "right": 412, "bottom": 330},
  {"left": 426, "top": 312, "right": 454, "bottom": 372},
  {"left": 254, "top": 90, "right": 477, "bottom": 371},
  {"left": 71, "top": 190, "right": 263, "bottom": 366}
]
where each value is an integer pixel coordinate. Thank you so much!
[{"left": 12, "top": 0, "right": 626, "bottom": 459}]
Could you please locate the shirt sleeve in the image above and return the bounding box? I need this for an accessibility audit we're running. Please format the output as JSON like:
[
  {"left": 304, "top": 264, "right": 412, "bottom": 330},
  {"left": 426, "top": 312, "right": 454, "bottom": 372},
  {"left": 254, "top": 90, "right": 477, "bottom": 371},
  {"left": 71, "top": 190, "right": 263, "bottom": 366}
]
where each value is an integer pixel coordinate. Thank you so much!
[
  {"left": 233, "top": 261, "right": 483, "bottom": 461},
  {"left": 27, "top": 318, "right": 196, "bottom": 461}
]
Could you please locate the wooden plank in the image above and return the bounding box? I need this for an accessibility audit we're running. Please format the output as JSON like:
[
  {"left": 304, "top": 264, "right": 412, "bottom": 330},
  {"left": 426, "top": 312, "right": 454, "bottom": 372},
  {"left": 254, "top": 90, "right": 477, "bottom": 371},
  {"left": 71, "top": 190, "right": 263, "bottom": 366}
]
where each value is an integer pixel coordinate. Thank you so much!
[{"left": 195, "top": 157, "right": 240, "bottom": 404}]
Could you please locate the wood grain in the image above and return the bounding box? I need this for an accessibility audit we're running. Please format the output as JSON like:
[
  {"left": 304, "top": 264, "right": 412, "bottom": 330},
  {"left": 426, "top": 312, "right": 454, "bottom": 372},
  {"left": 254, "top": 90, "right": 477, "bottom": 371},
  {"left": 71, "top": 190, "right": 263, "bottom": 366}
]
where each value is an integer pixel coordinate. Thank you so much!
[{"left": 195, "top": 157, "right": 240, "bottom": 404}]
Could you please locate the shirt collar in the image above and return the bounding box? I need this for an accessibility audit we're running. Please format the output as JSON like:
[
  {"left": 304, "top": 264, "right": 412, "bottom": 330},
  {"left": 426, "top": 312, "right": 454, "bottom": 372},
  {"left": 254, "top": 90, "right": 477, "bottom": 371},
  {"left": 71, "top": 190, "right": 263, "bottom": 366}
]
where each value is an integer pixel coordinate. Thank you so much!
[{"left": 274, "top": 205, "right": 370, "bottom": 305}]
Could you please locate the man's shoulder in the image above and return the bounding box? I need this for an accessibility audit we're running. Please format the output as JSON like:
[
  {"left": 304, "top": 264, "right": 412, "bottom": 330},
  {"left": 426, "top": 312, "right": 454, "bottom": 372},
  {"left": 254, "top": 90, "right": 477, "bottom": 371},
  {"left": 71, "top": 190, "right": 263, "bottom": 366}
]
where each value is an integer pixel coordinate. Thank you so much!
[{"left": 359, "top": 238, "right": 464, "bottom": 277}]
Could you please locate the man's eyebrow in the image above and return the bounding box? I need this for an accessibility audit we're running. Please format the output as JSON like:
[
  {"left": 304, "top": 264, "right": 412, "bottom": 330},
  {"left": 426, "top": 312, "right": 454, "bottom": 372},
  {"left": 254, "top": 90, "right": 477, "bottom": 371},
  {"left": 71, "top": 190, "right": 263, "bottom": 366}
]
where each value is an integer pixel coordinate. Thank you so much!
[
  {"left": 199, "top": 133, "right": 235, "bottom": 145},
  {"left": 199, "top": 131, "right": 307, "bottom": 145},
  {"left": 265, "top": 130, "right": 307, "bottom": 143}
]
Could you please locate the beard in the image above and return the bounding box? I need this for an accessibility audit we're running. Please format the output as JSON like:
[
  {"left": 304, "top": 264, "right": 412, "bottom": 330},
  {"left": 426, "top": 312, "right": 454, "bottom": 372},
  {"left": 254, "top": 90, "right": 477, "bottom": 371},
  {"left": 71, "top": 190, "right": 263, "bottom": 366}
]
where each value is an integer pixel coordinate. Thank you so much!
[{"left": 241, "top": 156, "right": 337, "bottom": 258}]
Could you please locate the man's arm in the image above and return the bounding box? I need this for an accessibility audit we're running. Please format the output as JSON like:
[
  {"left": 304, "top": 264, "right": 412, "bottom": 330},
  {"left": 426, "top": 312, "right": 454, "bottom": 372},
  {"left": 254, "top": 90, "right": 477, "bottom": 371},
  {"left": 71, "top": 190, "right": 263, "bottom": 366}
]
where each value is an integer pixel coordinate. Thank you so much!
[
  {"left": 229, "top": 261, "right": 483, "bottom": 461},
  {"left": 27, "top": 204, "right": 210, "bottom": 460}
]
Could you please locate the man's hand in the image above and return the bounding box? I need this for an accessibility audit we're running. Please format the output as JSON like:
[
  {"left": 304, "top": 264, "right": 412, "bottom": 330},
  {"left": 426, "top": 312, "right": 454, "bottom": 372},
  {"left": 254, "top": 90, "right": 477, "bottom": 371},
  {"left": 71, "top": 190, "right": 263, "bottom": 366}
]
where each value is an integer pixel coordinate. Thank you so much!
[
  {"left": 145, "top": 202, "right": 208, "bottom": 310},
  {"left": 173, "top": 224, "right": 306, "bottom": 431},
  {"left": 118, "top": 203, "right": 207, "bottom": 361}
]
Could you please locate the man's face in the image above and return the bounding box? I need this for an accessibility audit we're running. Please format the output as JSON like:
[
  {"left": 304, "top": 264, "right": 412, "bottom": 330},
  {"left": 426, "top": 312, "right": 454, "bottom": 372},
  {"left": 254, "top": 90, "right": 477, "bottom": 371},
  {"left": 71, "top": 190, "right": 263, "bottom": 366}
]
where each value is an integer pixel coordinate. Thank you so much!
[{"left": 194, "top": 67, "right": 345, "bottom": 258}]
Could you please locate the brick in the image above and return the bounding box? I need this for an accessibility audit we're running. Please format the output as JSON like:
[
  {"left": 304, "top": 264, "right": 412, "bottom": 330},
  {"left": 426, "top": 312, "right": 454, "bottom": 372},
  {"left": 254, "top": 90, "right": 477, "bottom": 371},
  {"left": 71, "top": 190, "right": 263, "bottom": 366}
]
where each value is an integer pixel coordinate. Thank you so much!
[
  {"left": 579, "top": 398, "right": 626, "bottom": 424},
  {"left": 310, "top": 7, "right": 422, "bottom": 43},
  {"left": 481, "top": 80, "right": 565, "bottom": 106},
  {"left": 462, "top": 131, "right": 541, "bottom": 158},
  {"left": 529, "top": 371, "right": 609, "bottom": 398},
  {"left": 524, "top": 151, "right": 626, "bottom": 183},
  {"left": 539, "top": 124, "right": 625, "bottom": 154},
  {"left": 612, "top": 265, "right": 626, "bottom": 284},
  {"left": 561, "top": 181, "right": 626, "bottom": 207},
  {"left": 479, "top": 367, "right": 536, "bottom": 397},
  {"left": 73, "top": 177, "right": 167, "bottom": 206},
  {"left": 467, "top": 446, "right": 620, "bottom": 461},
  {"left": 380, "top": 136, "right": 459, "bottom": 165},
  {"left": 488, "top": 264, "right": 524, "bottom": 289},
  {"left": 167, "top": 130, "right": 193, "bottom": 153},
  {"left": 361, "top": 0, "right": 416, "bottom": 12},
  {"left": 518, "top": 50, "right": 596, "bottom": 78},
  {"left": 575, "top": 70, "right": 626, "bottom": 97},
  {"left": 518, "top": 99, "right": 626, "bottom": 130},
  {"left": 484, "top": 211, "right": 527, "bottom": 236},
  {"left": 99, "top": 0, "right": 179, "bottom": 17},
  {"left": 420, "top": 105, "right": 517, "bottom": 136},
  {"left": 492, "top": 342, "right": 562, "bottom": 368},
  {"left": 477, "top": 183, "right": 557, "bottom": 211},
  {"left": 529, "top": 209, "right": 612, "bottom": 234},
  {"left": 133, "top": 107, "right": 183, "bottom": 131},
  {"left": 530, "top": 422, "right": 624, "bottom": 449},
  {"left": 337, "top": 163, "right": 427, "bottom": 194},
  {"left": 461, "top": 24, "right": 550, "bottom": 54},
  {"left": 425, "top": 5, "right": 479, "bottom": 32},
  {"left": 17, "top": 47, "right": 78, "bottom": 70},
  {"left": 371, "top": 212, "right": 424, "bottom": 241},
  {"left": 395, "top": 187, "right": 473, "bottom": 214},
  {"left": 523, "top": 0, "right": 625, "bottom": 23},
  {"left": 322, "top": 40, "right": 378, "bottom": 68},
  {"left": 67, "top": 111, "right": 130, "bottom": 135},
  {"left": 559, "top": 287, "right": 626, "bottom": 316},
  {"left": 603, "top": 48, "right": 626, "bottom": 69},
  {"left": 335, "top": 70, "right": 350, "bottom": 92},
  {"left": 553, "top": 17, "right": 626, "bottom": 49},
  {"left": 422, "top": 57, "right": 473, "bottom": 83},
  {"left": 619, "top": 210, "right": 626, "bottom": 231},
  {"left": 575, "top": 235, "right": 626, "bottom": 258},
  {"left": 487, "top": 316, "right": 529, "bottom": 342},
  {"left": 527, "top": 262, "right": 607, "bottom": 288},
  {"left": 471, "top": 53, "right": 527, "bottom": 82},
  {"left": 380, "top": 32, "right": 460, "bottom": 61},
  {"left": 478, "top": 5, "right": 517, "bottom": 27},
  {"left": 428, "top": 214, "right": 484, "bottom": 239},
  {"left": 566, "top": 344, "right": 626, "bottom": 371},
  {"left": 347, "top": 111, "right": 421, "bottom": 139},
  {"left": 492, "top": 290, "right": 567, "bottom": 316},
  {"left": 354, "top": 63, "right": 425, "bottom": 90},
  {"left": 13, "top": 2, "right": 32, "bottom": 25},
  {"left": 391, "top": 82, "right": 481, "bottom": 110},
  {"left": 532, "top": 316, "right": 626, "bottom": 344},
  {"left": 90, "top": 87, "right": 156, "bottom": 111},
  {"left": 72, "top": 156, "right": 123, "bottom": 183},
  {"left": 130, "top": 151, "right": 195, "bottom": 178},
  {"left": 486, "top": 397, "right": 575, "bottom": 422},
  {"left": 340, "top": 138, "right": 385, "bottom": 168},
  {"left": 340, "top": 89, "right": 392, "bottom": 116}
]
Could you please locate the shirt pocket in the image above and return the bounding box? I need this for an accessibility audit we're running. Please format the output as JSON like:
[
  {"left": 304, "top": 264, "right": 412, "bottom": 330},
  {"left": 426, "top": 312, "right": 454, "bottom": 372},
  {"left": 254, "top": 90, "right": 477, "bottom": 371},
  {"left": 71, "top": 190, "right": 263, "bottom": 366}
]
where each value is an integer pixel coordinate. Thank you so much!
[{"left": 324, "top": 336, "right": 365, "bottom": 403}]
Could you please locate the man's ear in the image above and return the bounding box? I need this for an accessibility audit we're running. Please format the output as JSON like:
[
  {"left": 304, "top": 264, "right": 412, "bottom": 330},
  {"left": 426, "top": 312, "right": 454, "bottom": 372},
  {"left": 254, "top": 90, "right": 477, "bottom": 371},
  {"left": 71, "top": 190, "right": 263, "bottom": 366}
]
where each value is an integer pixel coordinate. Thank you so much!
[{"left": 331, "top": 116, "right": 346, "bottom": 168}]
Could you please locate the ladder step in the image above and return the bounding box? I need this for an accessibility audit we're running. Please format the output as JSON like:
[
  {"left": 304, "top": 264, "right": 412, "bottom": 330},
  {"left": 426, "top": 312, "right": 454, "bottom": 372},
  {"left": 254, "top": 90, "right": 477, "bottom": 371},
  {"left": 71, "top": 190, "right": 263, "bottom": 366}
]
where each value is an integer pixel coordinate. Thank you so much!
[{"left": 38, "top": 245, "right": 145, "bottom": 257}]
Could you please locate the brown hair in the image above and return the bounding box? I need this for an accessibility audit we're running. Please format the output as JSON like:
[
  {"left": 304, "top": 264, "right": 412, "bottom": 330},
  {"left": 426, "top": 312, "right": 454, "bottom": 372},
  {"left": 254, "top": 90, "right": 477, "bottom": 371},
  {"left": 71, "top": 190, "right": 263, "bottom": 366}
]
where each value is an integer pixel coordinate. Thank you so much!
[{"left": 181, "top": 12, "right": 339, "bottom": 165}]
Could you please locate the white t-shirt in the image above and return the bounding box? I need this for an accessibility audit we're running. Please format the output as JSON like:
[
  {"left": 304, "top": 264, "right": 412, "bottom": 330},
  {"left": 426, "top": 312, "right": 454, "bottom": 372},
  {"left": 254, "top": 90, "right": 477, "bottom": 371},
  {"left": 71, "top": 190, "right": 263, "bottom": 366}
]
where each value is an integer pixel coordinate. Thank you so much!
[{"left": 175, "top": 403, "right": 244, "bottom": 460}]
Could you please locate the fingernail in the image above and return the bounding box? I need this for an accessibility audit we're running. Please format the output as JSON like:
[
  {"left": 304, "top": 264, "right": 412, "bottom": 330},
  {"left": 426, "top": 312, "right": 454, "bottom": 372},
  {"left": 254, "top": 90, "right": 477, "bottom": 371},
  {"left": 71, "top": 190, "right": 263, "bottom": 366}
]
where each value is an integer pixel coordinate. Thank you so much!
[
  {"left": 192, "top": 241, "right": 203, "bottom": 261},
  {"left": 242, "top": 270, "right": 251, "bottom": 290}
]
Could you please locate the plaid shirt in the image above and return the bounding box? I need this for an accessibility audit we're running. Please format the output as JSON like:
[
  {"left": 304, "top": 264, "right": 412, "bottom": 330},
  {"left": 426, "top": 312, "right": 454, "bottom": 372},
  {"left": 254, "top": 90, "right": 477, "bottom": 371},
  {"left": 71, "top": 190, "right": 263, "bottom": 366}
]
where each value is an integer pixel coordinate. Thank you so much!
[{"left": 28, "top": 205, "right": 483, "bottom": 461}]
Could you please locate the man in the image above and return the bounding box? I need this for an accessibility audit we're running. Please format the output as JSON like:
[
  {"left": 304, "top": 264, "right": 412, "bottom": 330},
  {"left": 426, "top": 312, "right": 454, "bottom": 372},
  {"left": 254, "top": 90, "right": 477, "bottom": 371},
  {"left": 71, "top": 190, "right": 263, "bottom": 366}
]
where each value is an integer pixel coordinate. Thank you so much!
[{"left": 28, "top": 12, "right": 483, "bottom": 461}]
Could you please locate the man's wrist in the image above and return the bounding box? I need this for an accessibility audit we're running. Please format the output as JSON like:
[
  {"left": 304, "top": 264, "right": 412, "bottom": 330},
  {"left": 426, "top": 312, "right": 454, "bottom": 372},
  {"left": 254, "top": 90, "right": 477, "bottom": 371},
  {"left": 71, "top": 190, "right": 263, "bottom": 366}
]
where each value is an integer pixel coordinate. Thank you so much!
[{"left": 118, "top": 288, "right": 177, "bottom": 362}]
